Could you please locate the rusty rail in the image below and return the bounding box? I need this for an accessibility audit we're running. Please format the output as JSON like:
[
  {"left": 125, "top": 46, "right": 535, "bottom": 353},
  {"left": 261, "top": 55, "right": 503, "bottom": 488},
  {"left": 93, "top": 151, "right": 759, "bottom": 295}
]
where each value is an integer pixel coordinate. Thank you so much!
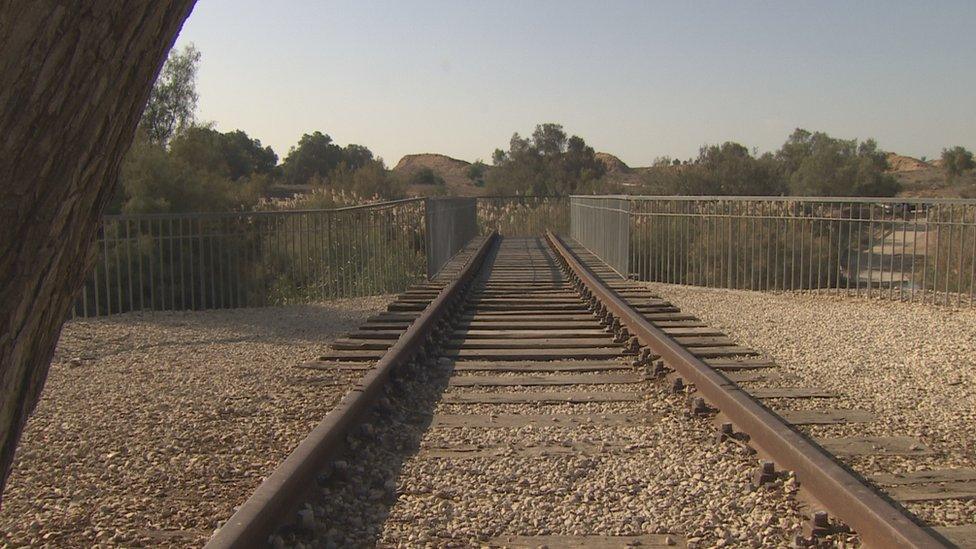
[
  {"left": 545, "top": 230, "right": 947, "bottom": 548},
  {"left": 204, "top": 232, "right": 497, "bottom": 549}
]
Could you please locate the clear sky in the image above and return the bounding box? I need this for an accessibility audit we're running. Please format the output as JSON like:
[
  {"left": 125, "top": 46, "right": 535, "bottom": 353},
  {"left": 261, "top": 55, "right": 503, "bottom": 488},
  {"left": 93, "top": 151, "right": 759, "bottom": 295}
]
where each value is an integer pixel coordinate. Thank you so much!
[{"left": 174, "top": 0, "right": 976, "bottom": 167}]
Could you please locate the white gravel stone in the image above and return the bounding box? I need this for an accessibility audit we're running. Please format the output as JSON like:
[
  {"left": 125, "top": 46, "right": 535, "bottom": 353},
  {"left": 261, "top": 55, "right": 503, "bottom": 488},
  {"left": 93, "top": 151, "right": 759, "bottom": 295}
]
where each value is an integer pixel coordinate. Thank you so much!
[
  {"left": 293, "top": 355, "right": 812, "bottom": 547},
  {"left": 0, "top": 297, "right": 391, "bottom": 548},
  {"left": 646, "top": 282, "right": 976, "bottom": 527}
]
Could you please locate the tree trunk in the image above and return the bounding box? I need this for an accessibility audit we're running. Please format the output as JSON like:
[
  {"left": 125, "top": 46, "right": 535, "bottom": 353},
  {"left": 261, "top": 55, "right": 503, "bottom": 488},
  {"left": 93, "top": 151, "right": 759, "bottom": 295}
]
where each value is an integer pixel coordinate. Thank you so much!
[{"left": 0, "top": 1, "right": 196, "bottom": 506}]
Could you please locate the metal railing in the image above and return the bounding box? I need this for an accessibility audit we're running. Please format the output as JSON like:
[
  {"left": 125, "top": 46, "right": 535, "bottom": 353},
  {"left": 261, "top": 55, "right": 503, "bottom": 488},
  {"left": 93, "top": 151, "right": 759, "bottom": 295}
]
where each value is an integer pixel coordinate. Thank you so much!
[
  {"left": 426, "top": 198, "right": 477, "bottom": 278},
  {"left": 571, "top": 196, "right": 630, "bottom": 276},
  {"left": 476, "top": 196, "right": 568, "bottom": 237},
  {"left": 74, "top": 199, "right": 434, "bottom": 317},
  {"left": 570, "top": 195, "right": 976, "bottom": 306}
]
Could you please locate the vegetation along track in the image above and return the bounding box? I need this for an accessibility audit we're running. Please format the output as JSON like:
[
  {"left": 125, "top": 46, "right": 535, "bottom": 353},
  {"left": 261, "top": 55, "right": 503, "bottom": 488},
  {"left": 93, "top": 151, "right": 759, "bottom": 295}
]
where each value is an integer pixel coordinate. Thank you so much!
[{"left": 207, "top": 233, "right": 972, "bottom": 548}]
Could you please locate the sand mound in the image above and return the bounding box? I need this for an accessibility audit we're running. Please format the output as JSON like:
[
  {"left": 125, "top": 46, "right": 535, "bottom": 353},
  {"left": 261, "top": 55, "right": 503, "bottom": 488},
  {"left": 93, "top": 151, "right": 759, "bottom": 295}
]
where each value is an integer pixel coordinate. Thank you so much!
[
  {"left": 594, "top": 152, "right": 632, "bottom": 174},
  {"left": 886, "top": 152, "right": 932, "bottom": 172},
  {"left": 392, "top": 153, "right": 486, "bottom": 197}
]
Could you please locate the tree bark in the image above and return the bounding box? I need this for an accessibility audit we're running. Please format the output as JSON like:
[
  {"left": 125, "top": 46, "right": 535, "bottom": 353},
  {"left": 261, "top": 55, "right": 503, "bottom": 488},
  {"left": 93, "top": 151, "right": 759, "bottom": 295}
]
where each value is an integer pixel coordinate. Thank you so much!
[{"left": 0, "top": 1, "right": 196, "bottom": 506}]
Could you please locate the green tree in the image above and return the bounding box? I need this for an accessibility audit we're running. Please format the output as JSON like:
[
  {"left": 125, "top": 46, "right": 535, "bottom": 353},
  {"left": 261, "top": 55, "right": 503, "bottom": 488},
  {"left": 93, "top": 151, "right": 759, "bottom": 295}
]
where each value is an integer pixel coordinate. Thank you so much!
[
  {"left": 485, "top": 123, "right": 606, "bottom": 195},
  {"left": 169, "top": 126, "right": 277, "bottom": 180},
  {"left": 641, "top": 142, "right": 786, "bottom": 196},
  {"left": 467, "top": 160, "right": 488, "bottom": 186},
  {"left": 778, "top": 129, "right": 900, "bottom": 196},
  {"left": 119, "top": 130, "right": 267, "bottom": 214},
  {"left": 329, "top": 159, "right": 404, "bottom": 199},
  {"left": 531, "top": 123, "right": 568, "bottom": 156},
  {"left": 140, "top": 43, "right": 200, "bottom": 146},
  {"left": 941, "top": 146, "right": 975, "bottom": 179},
  {"left": 408, "top": 167, "right": 445, "bottom": 186},
  {"left": 341, "top": 144, "right": 375, "bottom": 170},
  {"left": 281, "top": 131, "right": 344, "bottom": 185},
  {"left": 221, "top": 130, "right": 278, "bottom": 179},
  {"left": 491, "top": 148, "right": 508, "bottom": 165}
]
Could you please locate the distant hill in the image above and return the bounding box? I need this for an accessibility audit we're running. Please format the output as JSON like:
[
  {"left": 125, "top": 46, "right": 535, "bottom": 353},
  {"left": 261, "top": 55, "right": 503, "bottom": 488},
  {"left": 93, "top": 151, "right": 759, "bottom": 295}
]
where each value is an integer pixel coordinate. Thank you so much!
[
  {"left": 595, "top": 152, "right": 644, "bottom": 188},
  {"left": 880, "top": 151, "right": 976, "bottom": 198},
  {"left": 886, "top": 152, "right": 931, "bottom": 172},
  {"left": 595, "top": 152, "right": 631, "bottom": 174},
  {"left": 392, "top": 153, "right": 486, "bottom": 196}
]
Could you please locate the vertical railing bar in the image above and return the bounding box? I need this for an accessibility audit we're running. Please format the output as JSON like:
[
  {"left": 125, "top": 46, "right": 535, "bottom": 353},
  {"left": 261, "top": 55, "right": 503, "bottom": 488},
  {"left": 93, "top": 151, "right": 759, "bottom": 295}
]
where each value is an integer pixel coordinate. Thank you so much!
[
  {"left": 867, "top": 203, "right": 876, "bottom": 299},
  {"left": 789, "top": 201, "right": 796, "bottom": 292},
  {"left": 897, "top": 204, "right": 906, "bottom": 301},
  {"left": 887, "top": 203, "right": 895, "bottom": 302},
  {"left": 222, "top": 217, "right": 231, "bottom": 309},
  {"left": 125, "top": 220, "right": 135, "bottom": 313},
  {"left": 178, "top": 217, "right": 186, "bottom": 310},
  {"left": 198, "top": 218, "right": 207, "bottom": 309},
  {"left": 93, "top": 248, "right": 101, "bottom": 317},
  {"left": 310, "top": 212, "right": 319, "bottom": 301},
  {"left": 230, "top": 216, "right": 239, "bottom": 309},
  {"left": 147, "top": 220, "right": 156, "bottom": 311},
  {"left": 724, "top": 201, "right": 730, "bottom": 288},
  {"left": 854, "top": 203, "right": 863, "bottom": 297},
  {"left": 945, "top": 204, "right": 955, "bottom": 304},
  {"left": 166, "top": 218, "right": 174, "bottom": 311},
  {"left": 209, "top": 217, "right": 218, "bottom": 310},
  {"left": 155, "top": 218, "right": 165, "bottom": 310},
  {"left": 956, "top": 205, "right": 965, "bottom": 307},
  {"left": 188, "top": 217, "right": 196, "bottom": 310},
  {"left": 112, "top": 221, "right": 122, "bottom": 314},
  {"left": 103, "top": 222, "right": 113, "bottom": 315},
  {"left": 932, "top": 204, "right": 942, "bottom": 305},
  {"left": 910, "top": 203, "right": 918, "bottom": 303},
  {"left": 969, "top": 206, "right": 976, "bottom": 307},
  {"left": 814, "top": 203, "right": 821, "bottom": 290},
  {"left": 809, "top": 203, "right": 816, "bottom": 291},
  {"left": 327, "top": 212, "right": 335, "bottom": 299}
]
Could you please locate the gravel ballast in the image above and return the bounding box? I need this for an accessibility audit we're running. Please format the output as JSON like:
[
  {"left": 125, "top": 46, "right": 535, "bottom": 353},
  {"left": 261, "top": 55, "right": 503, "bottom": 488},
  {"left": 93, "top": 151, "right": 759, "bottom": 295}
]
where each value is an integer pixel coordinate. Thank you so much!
[
  {"left": 0, "top": 297, "right": 391, "bottom": 548},
  {"left": 645, "top": 283, "right": 976, "bottom": 527},
  {"left": 289, "top": 364, "right": 812, "bottom": 547}
]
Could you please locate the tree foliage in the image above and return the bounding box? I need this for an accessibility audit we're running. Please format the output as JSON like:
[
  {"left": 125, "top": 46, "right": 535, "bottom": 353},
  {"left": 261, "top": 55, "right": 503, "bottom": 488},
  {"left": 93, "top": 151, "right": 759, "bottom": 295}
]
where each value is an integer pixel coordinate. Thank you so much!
[
  {"left": 279, "top": 131, "right": 380, "bottom": 186},
  {"left": 778, "top": 129, "right": 899, "bottom": 196},
  {"left": 642, "top": 142, "right": 785, "bottom": 196},
  {"left": 169, "top": 126, "right": 277, "bottom": 180},
  {"left": 140, "top": 43, "right": 200, "bottom": 146},
  {"left": 467, "top": 160, "right": 488, "bottom": 186},
  {"left": 281, "top": 131, "right": 343, "bottom": 185},
  {"left": 941, "top": 146, "right": 975, "bottom": 179},
  {"left": 485, "top": 123, "right": 606, "bottom": 195},
  {"left": 326, "top": 159, "right": 405, "bottom": 199},
  {"left": 407, "top": 167, "right": 445, "bottom": 186},
  {"left": 640, "top": 128, "right": 901, "bottom": 197},
  {"left": 117, "top": 129, "right": 269, "bottom": 214}
]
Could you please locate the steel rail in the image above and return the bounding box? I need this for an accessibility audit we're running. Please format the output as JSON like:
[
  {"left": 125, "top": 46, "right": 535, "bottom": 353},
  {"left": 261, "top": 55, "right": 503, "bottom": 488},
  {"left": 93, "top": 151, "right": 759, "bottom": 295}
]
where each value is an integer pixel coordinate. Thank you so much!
[
  {"left": 545, "top": 230, "right": 948, "bottom": 548},
  {"left": 205, "top": 231, "right": 497, "bottom": 549}
]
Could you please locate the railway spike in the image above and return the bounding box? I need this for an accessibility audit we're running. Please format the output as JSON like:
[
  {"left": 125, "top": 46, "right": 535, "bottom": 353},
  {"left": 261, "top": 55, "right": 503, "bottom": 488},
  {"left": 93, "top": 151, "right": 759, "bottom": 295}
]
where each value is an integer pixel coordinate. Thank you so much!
[
  {"left": 626, "top": 336, "right": 640, "bottom": 353},
  {"left": 671, "top": 377, "right": 685, "bottom": 393},
  {"left": 752, "top": 461, "right": 777, "bottom": 487},
  {"left": 716, "top": 422, "right": 735, "bottom": 443},
  {"left": 806, "top": 510, "right": 851, "bottom": 540},
  {"left": 690, "top": 396, "right": 714, "bottom": 416},
  {"left": 633, "top": 349, "right": 657, "bottom": 369},
  {"left": 651, "top": 359, "right": 670, "bottom": 377}
]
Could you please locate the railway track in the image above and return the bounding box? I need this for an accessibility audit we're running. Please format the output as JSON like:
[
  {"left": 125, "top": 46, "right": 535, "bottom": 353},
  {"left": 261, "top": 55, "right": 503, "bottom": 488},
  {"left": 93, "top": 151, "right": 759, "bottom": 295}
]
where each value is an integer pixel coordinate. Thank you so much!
[{"left": 207, "top": 234, "right": 973, "bottom": 548}]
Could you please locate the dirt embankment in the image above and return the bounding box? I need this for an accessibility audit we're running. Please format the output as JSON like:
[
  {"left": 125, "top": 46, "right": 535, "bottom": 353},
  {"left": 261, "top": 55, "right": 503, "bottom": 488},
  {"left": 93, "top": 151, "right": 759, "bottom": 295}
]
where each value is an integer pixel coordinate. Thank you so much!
[{"left": 393, "top": 153, "right": 486, "bottom": 197}]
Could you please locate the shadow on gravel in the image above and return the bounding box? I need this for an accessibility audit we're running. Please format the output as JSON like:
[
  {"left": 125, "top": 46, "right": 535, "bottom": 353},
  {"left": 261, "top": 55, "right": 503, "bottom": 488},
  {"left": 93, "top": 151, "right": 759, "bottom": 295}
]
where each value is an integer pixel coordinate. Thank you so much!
[{"left": 273, "top": 357, "right": 455, "bottom": 548}]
